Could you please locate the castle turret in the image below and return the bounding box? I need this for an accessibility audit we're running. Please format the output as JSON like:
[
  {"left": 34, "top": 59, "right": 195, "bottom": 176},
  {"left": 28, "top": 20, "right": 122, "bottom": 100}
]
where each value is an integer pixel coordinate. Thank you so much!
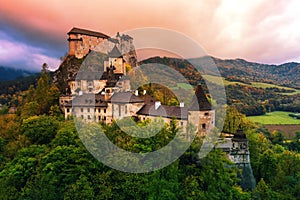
[
  {"left": 106, "top": 45, "right": 126, "bottom": 75},
  {"left": 230, "top": 128, "right": 249, "bottom": 164},
  {"left": 188, "top": 85, "right": 215, "bottom": 136}
]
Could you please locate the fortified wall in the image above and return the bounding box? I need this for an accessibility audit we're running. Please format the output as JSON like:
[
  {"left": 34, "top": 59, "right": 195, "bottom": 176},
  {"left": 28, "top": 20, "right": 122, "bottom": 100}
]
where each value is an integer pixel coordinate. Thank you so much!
[{"left": 67, "top": 27, "right": 137, "bottom": 67}]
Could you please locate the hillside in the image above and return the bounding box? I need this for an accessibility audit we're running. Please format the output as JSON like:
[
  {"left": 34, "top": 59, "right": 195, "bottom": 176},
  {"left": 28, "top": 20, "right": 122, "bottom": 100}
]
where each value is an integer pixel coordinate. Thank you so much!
[
  {"left": 210, "top": 57, "right": 300, "bottom": 89},
  {"left": 141, "top": 56, "right": 300, "bottom": 89},
  {"left": 139, "top": 56, "right": 300, "bottom": 115},
  {"left": 0, "top": 66, "right": 37, "bottom": 81}
]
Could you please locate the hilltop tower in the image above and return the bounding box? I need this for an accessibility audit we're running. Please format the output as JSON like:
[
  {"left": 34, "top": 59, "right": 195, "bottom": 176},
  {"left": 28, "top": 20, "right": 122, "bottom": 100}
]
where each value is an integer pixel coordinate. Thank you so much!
[
  {"left": 188, "top": 85, "right": 215, "bottom": 136},
  {"left": 105, "top": 45, "right": 126, "bottom": 75}
]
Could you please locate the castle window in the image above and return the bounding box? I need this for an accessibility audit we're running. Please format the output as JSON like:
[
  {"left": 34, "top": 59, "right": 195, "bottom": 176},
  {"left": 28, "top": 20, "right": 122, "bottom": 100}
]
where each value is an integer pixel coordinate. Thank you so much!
[
  {"left": 125, "top": 105, "right": 128, "bottom": 114},
  {"left": 88, "top": 115, "right": 91, "bottom": 120},
  {"left": 118, "top": 105, "right": 121, "bottom": 117},
  {"left": 88, "top": 108, "right": 90, "bottom": 112},
  {"left": 81, "top": 108, "right": 83, "bottom": 112},
  {"left": 180, "top": 121, "right": 184, "bottom": 126},
  {"left": 204, "top": 112, "right": 209, "bottom": 116},
  {"left": 202, "top": 123, "right": 206, "bottom": 130},
  {"left": 98, "top": 116, "right": 101, "bottom": 121},
  {"left": 98, "top": 108, "right": 101, "bottom": 113},
  {"left": 67, "top": 108, "right": 70, "bottom": 113},
  {"left": 104, "top": 109, "right": 106, "bottom": 113},
  {"left": 103, "top": 116, "right": 106, "bottom": 121}
]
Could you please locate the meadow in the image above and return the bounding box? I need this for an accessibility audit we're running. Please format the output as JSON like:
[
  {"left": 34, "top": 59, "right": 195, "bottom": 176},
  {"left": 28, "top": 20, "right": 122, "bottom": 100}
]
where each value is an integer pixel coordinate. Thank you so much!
[
  {"left": 247, "top": 111, "right": 300, "bottom": 125},
  {"left": 202, "top": 75, "right": 300, "bottom": 95}
]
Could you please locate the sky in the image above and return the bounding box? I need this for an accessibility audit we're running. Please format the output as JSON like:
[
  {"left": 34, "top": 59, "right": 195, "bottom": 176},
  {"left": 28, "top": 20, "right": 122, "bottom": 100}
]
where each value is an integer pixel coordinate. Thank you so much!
[{"left": 0, "top": 0, "right": 300, "bottom": 71}]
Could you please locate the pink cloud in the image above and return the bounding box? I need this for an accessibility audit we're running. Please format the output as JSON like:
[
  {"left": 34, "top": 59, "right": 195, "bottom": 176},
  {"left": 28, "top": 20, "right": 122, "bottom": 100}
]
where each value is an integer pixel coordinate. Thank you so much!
[
  {"left": 0, "top": 0, "right": 300, "bottom": 65},
  {"left": 0, "top": 38, "right": 60, "bottom": 71}
]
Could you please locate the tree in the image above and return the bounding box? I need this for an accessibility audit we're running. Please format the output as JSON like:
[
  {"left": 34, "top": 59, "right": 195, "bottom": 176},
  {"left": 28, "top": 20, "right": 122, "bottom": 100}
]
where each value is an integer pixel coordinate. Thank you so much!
[
  {"left": 257, "top": 149, "right": 277, "bottom": 184},
  {"left": 64, "top": 175, "right": 95, "bottom": 200},
  {"left": 269, "top": 130, "right": 284, "bottom": 145},
  {"left": 21, "top": 115, "right": 59, "bottom": 145},
  {"left": 20, "top": 63, "right": 60, "bottom": 118},
  {"left": 51, "top": 121, "right": 80, "bottom": 147},
  {"left": 21, "top": 101, "right": 39, "bottom": 119},
  {"left": 0, "top": 145, "right": 47, "bottom": 191},
  {"left": 256, "top": 178, "right": 279, "bottom": 200},
  {"left": 223, "top": 106, "right": 256, "bottom": 134}
]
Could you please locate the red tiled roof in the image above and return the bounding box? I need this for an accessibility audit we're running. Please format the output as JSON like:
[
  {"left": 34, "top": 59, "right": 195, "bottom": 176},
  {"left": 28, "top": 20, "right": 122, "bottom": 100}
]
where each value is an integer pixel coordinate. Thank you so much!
[
  {"left": 137, "top": 104, "right": 188, "bottom": 120},
  {"left": 68, "top": 27, "right": 110, "bottom": 39}
]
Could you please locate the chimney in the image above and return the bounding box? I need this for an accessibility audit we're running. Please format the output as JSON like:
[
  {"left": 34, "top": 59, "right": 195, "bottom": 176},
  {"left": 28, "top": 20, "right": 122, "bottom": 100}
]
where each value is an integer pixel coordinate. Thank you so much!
[
  {"left": 155, "top": 101, "right": 161, "bottom": 110},
  {"left": 135, "top": 90, "right": 138, "bottom": 96},
  {"left": 180, "top": 102, "right": 184, "bottom": 107},
  {"left": 143, "top": 90, "right": 146, "bottom": 95}
]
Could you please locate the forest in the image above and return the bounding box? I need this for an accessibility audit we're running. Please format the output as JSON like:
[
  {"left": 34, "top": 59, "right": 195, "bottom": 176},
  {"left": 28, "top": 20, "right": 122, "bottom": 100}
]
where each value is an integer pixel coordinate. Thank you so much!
[{"left": 0, "top": 64, "right": 299, "bottom": 199}]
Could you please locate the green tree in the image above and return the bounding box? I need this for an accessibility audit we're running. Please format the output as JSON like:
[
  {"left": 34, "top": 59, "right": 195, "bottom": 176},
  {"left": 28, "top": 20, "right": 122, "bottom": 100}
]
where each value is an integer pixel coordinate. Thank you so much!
[
  {"left": 258, "top": 149, "right": 277, "bottom": 184},
  {"left": 51, "top": 121, "right": 80, "bottom": 147},
  {"left": 21, "top": 101, "right": 39, "bottom": 119},
  {"left": 270, "top": 130, "right": 284, "bottom": 145},
  {"left": 64, "top": 175, "right": 95, "bottom": 200},
  {"left": 22, "top": 115, "right": 59, "bottom": 145},
  {"left": 0, "top": 145, "right": 47, "bottom": 191},
  {"left": 256, "top": 178, "right": 279, "bottom": 200}
]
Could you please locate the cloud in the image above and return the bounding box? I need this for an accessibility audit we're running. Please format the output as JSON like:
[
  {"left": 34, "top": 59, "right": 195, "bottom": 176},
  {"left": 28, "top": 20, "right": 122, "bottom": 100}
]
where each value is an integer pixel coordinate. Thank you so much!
[
  {"left": 0, "top": 0, "right": 299, "bottom": 67},
  {"left": 0, "top": 31, "right": 60, "bottom": 71}
]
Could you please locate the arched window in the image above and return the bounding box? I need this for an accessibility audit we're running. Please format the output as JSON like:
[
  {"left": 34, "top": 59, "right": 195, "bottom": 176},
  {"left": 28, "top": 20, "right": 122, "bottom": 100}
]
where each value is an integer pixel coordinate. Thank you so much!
[{"left": 202, "top": 123, "right": 206, "bottom": 130}]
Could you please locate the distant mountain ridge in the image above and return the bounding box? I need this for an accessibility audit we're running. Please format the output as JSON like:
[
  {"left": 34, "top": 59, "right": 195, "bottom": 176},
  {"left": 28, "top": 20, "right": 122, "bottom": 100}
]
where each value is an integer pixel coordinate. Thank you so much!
[
  {"left": 140, "top": 56, "right": 300, "bottom": 89},
  {"left": 210, "top": 57, "right": 300, "bottom": 89},
  {"left": 0, "top": 66, "right": 37, "bottom": 81}
]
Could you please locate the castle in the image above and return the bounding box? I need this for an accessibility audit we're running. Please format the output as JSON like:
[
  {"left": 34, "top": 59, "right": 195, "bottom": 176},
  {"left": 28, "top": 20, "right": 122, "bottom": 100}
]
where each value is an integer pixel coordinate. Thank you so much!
[
  {"left": 59, "top": 27, "right": 215, "bottom": 137},
  {"left": 216, "top": 129, "right": 256, "bottom": 190}
]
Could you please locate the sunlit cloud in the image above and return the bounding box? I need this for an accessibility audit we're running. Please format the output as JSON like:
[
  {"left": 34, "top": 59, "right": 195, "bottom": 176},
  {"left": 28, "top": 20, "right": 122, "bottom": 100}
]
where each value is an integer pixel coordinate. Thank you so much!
[
  {"left": 0, "top": 33, "right": 60, "bottom": 71},
  {"left": 0, "top": 0, "right": 299, "bottom": 70}
]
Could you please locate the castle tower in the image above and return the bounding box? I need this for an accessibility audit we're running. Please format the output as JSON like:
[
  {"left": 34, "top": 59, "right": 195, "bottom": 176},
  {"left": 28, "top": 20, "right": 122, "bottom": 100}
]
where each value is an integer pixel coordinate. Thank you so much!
[
  {"left": 67, "top": 27, "right": 109, "bottom": 59},
  {"left": 188, "top": 85, "right": 215, "bottom": 137},
  {"left": 230, "top": 128, "right": 255, "bottom": 190},
  {"left": 230, "top": 128, "right": 250, "bottom": 165},
  {"left": 107, "top": 45, "right": 126, "bottom": 75}
]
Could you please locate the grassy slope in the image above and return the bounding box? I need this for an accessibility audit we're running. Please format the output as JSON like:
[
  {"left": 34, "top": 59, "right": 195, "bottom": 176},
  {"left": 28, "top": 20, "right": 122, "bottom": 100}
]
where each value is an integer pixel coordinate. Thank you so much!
[
  {"left": 251, "top": 82, "right": 300, "bottom": 95},
  {"left": 247, "top": 111, "right": 300, "bottom": 125},
  {"left": 202, "top": 75, "right": 300, "bottom": 95}
]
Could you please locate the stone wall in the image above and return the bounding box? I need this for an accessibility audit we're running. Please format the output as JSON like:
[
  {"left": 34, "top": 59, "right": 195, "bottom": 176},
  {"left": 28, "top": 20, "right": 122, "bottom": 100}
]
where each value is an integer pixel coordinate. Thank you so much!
[
  {"left": 68, "top": 33, "right": 106, "bottom": 59},
  {"left": 68, "top": 31, "right": 137, "bottom": 68}
]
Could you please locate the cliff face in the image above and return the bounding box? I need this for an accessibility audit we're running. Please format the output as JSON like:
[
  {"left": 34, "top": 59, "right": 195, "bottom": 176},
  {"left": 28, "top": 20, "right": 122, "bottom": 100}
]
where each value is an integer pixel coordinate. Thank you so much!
[{"left": 53, "top": 56, "right": 84, "bottom": 93}]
